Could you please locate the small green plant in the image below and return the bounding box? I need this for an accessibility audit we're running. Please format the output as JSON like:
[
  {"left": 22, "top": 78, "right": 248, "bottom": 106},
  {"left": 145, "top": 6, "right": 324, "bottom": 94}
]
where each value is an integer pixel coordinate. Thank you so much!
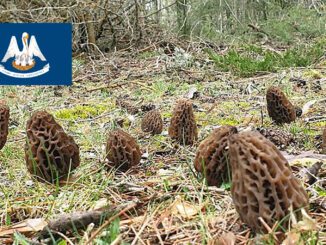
[
  {"left": 95, "top": 218, "right": 121, "bottom": 244},
  {"left": 163, "top": 179, "right": 171, "bottom": 192},
  {"left": 220, "top": 182, "right": 231, "bottom": 190},
  {"left": 5, "top": 213, "right": 11, "bottom": 226},
  {"left": 13, "top": 232, "right": 31, "bottom": 245}
]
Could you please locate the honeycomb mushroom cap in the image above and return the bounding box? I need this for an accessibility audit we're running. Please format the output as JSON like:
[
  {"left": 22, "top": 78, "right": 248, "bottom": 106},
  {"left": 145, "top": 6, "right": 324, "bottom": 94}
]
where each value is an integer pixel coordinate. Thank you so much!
[
  {"left": 194, "top": 125, "right": 237, "bottom": 186},
  {"left": 229, "top": 131, "right": 308, "bottom": 233},
  {"left": 168, "top": 99, "right": 198, "bottom": 145},
  {"left": 266, "top": 86, "right": 296, "bottom": 124},
  {"left": 141, "top": 104, "right": 156, "bottom": 112},
  {"left": 25, "top": 111, "right": 80, "bottom": 184},
  {"left": 141, "top": 109, "right": 163, "bottom": 135},
  {"left": 106, "top": 129, "right": 141, "bottom": 171},
  {"left": 0, "top": 103, "right": 9, "bottom": 150}
]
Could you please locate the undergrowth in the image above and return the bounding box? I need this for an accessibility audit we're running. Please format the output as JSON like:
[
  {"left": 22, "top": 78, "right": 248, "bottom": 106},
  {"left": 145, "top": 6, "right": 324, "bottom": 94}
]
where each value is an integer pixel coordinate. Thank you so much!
[
  {"left": 260, "top": 6, "right": 326, "bottom": 44},
  {"left": 206, "top": 38, "right": 326, "bottom": 77},
  {"left": 188, "top": 3, "right": 326, "bottom": 46}
]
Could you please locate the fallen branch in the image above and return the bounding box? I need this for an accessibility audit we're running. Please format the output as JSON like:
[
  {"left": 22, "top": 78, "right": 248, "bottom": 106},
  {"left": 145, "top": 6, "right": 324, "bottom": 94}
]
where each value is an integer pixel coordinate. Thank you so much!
[
  {"left": 304, "top": 116, "right": 326, "bottom": 123},
  {"left": 38, "top": 202, "right": 137, "bottom": 239},
  {"left": 282, "top": 150, "right": 326, "bottom": 162}
]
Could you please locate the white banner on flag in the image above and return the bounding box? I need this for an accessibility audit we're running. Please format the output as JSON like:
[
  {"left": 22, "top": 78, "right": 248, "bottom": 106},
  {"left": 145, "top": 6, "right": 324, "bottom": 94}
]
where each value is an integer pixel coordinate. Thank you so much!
[{"left": 0, "top": 64, "right": 50, "bottom": 78}]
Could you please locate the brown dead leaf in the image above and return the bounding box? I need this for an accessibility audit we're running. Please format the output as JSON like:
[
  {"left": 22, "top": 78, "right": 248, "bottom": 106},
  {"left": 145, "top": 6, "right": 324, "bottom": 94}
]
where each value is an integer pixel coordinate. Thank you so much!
[
  {"left": 281, "top": 208, "right": 318, "bottom": 245},
  {"left": 301, "top": 100, "right": 317, "bottom": 116},
  {"left": 243, "top": 115, "right": 260, "bottom": 125},
  {"left": 0, "top": 218, "right": 47, "bottom": 236},
  {"left": 120, "top": 215, "right": 146, "bottom": 225},
  {"left": 215, "top": 232, "right": 236, "bottom": 245},
  {"left": 92, "top": 198, "right": 108, "bottom": 210},
  {"left": 170, "top": 196, "right": 203, "bottom": 219},
  {"left": 292, "top": 209, "right": 317, "bottom": 231},
  {"left": 290, "top": 157, "right": 325, "bottom": 167},
  {"left": 282, "top": 232, "right": 302, "bottom": 245},
  {"left": 282, "top": 151, "right": 326, "bottom": 164},
  {"left": 208, "top": 216, "right": 227, "bottom": 228}
]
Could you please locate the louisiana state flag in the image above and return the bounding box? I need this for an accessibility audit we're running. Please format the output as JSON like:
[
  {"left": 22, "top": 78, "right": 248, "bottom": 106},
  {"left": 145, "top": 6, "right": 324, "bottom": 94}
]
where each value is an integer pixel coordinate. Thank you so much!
[{"left": 0, "top": 23, "right": 72, "bottom": 85}]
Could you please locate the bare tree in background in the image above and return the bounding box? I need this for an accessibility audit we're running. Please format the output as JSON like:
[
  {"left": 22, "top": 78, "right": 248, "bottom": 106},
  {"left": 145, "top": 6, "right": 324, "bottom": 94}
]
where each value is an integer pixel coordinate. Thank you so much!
[{"left": 0, "top": 0, "right": 324, "bottom": 52}]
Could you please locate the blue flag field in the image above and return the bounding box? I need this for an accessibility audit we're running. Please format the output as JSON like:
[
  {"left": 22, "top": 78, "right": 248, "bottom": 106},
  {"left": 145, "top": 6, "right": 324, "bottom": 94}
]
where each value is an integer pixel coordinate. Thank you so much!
[{"left": 0, "top": 23, "right": 72, "bottom": 85}]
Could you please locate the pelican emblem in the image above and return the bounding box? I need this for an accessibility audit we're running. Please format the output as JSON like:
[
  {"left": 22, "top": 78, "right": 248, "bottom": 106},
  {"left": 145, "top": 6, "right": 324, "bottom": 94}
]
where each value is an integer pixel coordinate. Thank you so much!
[{"left": 1, "top": 32, "right": 46, "bottom": 71}]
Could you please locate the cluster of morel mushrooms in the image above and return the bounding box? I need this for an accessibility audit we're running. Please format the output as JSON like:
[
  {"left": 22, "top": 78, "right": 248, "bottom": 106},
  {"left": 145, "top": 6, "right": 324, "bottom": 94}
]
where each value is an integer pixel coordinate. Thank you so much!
[{"left": 0, "top": 86, "right": 325, "bottom": 234}]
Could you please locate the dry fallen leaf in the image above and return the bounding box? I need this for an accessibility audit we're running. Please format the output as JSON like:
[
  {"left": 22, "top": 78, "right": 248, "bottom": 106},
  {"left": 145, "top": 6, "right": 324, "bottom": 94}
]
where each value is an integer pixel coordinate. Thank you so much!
[
  {"left": 0, "top": 218, "right": 48, "bottom": 236},
  {"left": 282, "top": 151, "right": 326, "bottom": 163},
  {"left": 302, "top": 98, "right": 326, "bottom": 116},
  {"left": 170, "top": 195, "right": 204, "bottom": 219},
  {"left": 290, "top": 157, "right": 325, "bottom": 167},
  {"left": 187, "top": 87, "right": 198, "bottom": 99},
  {"left": 92, "top": 198, "right": 108, "bottom": 210},
  {"left": 120, "top": 215, "right": 146, "bottom": 225},
  {"left": 215, "top": 232, "right": 236, "bottom": 245},
  {"left": 282, "top": 232, "right": 302, "bottom": 245},
  {"left": 301, "top": 100, "right": 317, "bottom": 115},
  {"left": 292, "top": 209, "right": 317, "bottom": 231},
  {"left": 282, "top": 209, "right": 317, "bottom": 245}
]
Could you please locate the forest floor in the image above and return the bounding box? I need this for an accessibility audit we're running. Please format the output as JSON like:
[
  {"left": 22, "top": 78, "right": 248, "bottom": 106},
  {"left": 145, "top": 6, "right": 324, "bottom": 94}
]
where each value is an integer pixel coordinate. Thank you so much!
[{"left": 0, "top": 41, "right": 325, "bottom": 244}]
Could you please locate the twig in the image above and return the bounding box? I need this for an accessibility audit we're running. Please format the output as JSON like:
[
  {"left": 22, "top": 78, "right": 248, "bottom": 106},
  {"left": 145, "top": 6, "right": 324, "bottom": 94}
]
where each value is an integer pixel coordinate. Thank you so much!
[
  {"left": 131, "top": 203, "right": 162, "bottom": 245},
  {"left": 50, "top": 230, "right": 74, "bottom": 245},
  {"left": 258, "top": 217, "right": 278, "bottom": 242},
  {"left": 131, "top": 215, "right": 151, "bottom": 245},
  {"left": 39, "top": 208, "right": 113, "bottom": 237},
  {"left": 305, "top": 116, "right": 326, "bottom": 123},
  {"left": 130, "top": 224, "right": 147, "bottom": 245},
  {"left": 110, "top": 234, "right": 122, "bottom": 245},
  {"left": 86, "top": 202, "right": 137, "bottom": 244},
  {"left": 152, "top": 218, "right": 164, "bottom": 245}
]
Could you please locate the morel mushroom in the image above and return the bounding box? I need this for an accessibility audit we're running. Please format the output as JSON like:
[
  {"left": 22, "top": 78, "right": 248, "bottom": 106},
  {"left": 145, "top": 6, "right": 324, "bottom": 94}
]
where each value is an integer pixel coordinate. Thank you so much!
[
  {"left": 229, "top": 131, "right": 308, "bottom": 233},
  {"left": 194, "top": 125, "right": 237, "bottom": 186},
  {"left": 168, "top": 99, "right": 198, "bottom": 145},
  {"left": 25, "top": 111, "right": 80, "bottom": 184},
  {"left": 0, "top": 102, "right": 9, "bottom": 150},
  {"left": 141, "top": 104, "right": 156, "bottom": 112},
  {"left": 106, "top": 129, "right": 141, "bottom": 171},
  {"left": 266, "top": 86, "right": 296, "bottom": 124},
  {"left": 141, "top": 110, "right": 163, "bottom": 135},
  {"left": 322, "top": 127, "right": 326, "bottom": 154}
]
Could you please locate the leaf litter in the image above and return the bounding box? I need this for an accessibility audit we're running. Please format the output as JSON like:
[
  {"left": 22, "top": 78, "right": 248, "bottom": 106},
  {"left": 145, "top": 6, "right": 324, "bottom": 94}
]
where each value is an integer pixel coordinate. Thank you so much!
[{"left": 0, "top": 45, "right": 325, "bottom": 244}]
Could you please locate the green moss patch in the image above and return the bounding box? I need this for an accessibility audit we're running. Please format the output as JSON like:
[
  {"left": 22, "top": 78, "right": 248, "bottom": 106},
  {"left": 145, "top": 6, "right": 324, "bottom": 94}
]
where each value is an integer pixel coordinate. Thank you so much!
[{"left": 55, "top": 104, "right": 107, "bottom": 120}]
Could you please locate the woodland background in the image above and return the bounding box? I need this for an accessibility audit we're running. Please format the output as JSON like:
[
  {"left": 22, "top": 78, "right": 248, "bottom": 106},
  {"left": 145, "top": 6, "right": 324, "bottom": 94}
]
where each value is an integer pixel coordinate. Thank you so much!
[{"left": 1, "top": 0, "right": 325, "bottom": 52}]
